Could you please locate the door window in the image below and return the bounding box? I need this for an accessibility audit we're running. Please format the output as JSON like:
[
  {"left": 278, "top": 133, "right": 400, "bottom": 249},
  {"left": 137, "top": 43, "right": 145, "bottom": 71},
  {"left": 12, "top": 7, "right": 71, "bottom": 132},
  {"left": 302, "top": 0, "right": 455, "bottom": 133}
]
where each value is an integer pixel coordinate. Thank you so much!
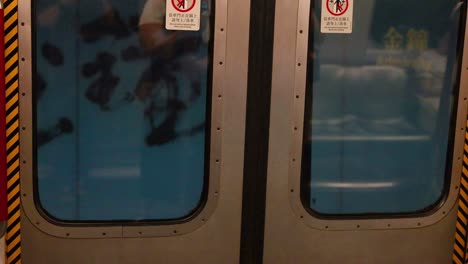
[
  {"left": 302, "top": 0, "right": 463, "bottom": 215},
  {"left": 34, "top": 0, "right": 213, "bottom": 222}
]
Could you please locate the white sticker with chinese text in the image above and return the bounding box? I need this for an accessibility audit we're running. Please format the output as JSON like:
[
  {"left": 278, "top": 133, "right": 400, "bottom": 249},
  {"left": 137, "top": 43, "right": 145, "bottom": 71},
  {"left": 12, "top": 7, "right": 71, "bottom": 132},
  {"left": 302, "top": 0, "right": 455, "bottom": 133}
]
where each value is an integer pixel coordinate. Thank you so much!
[
  {"left": 321, "top": 0, "right": 353, "bottom": 34},
  {"left": 166, "top": 0, "right": 201, "bottom": 31}
]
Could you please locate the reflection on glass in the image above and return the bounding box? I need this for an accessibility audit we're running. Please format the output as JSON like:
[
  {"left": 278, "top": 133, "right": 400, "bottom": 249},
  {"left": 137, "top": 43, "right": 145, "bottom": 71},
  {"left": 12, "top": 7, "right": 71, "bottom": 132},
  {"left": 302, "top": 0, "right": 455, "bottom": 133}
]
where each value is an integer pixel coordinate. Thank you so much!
[
  {"left": 35, "top": 0, "right": 212, "bottom": 221},
  {"left": 302, "top": 0, "right": 463, "bottom": 215}
]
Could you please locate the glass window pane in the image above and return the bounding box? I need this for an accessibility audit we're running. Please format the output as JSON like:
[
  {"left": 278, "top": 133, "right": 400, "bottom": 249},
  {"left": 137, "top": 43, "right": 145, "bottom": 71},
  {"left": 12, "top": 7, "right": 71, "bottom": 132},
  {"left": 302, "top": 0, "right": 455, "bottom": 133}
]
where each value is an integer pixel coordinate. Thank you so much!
[
  {"left": 34, "top": 0, "right": 212, "bottom": 221},
  {"left": 302, "top": 0, "right": 463, "bottom": 215}
]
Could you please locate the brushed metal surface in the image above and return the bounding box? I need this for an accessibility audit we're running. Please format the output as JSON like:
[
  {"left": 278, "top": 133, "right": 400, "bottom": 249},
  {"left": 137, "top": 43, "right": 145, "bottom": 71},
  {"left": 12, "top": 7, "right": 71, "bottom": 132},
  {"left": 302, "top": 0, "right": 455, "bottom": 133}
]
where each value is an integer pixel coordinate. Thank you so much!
[
  {"left": 19, "top": 0, "right": 250, "bottom": 262},
  {"left": 264, "top": 0, "right": 467, "bottom": 262}
]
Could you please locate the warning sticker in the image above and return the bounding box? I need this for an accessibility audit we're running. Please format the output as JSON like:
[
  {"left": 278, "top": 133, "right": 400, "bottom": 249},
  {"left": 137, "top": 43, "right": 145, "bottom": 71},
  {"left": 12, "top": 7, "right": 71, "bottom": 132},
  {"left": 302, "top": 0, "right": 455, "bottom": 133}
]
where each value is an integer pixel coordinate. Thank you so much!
[
  {"left": 166, "top": 0, "right": 201, "bottom": 31},
  {"left": 321, "top": 0, "right": 353, "bottom": 34}
]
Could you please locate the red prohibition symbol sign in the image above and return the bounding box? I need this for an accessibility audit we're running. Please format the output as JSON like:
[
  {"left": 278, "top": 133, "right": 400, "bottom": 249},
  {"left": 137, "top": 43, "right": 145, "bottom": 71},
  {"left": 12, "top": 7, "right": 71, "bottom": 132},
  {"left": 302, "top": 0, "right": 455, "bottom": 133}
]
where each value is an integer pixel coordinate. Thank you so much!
[
  {"left": 326, "top": 0, "right": 349, "bottom": 16},
  {"left": 172, "top": 0, "right": 196, "bottom": 12}
]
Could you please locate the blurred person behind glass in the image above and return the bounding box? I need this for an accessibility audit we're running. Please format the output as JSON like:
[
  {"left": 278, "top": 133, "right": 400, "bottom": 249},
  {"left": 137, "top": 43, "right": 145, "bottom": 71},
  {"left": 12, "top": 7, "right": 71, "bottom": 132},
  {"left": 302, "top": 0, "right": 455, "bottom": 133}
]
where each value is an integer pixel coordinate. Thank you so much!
[{"left": 136, "top": 0, "right": 211, "bottom": 218}]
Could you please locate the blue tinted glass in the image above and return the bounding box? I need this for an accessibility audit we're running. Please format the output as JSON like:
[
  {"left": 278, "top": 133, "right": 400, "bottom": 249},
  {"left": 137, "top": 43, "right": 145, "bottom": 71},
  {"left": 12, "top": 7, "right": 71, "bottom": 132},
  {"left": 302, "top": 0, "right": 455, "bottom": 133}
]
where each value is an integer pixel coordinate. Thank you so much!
[
  {"left": 34, "top": 0, "right": 212, "bottom": 221},
  {"left": 302, "top": 0, "right": 463, "bottom": 215}
]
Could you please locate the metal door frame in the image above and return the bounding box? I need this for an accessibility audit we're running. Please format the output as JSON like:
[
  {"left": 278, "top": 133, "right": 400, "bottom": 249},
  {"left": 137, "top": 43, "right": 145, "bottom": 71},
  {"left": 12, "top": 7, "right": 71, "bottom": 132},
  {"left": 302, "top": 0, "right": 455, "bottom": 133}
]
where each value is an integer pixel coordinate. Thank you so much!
[
  {"left": 15, "top": 0, "right": 251, "bottom": 262},
  {"left": 288, "top": 0, "right": 467, "bottom": 231},
  {"left": 264, "top": 0, "right": 468, "bottom": 262}
]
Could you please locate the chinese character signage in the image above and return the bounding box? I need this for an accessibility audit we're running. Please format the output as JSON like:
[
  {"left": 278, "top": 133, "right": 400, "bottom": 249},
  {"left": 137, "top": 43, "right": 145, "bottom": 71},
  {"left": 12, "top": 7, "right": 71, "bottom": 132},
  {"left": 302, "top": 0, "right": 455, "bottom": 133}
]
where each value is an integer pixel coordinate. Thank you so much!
[
  {"left": 383, "top": 27, "right": 429, "bottom": 51},
  {"left": 378, "top": 27, "right": 432, "bottom": 72},
  {"left": 321, "top": 0, "right": 353, "bottom": 34},
  {"left": 166, "top": 0, "right": 201, "bottom": 31}
]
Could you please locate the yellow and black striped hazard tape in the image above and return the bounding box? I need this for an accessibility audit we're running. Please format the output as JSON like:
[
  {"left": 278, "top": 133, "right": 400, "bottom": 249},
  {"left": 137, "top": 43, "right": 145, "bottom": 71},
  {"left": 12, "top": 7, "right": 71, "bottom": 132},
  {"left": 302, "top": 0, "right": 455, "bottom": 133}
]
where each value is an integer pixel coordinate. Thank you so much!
[
  {"left": 4, "top": 0, "right": 20, "bottom": 263},
  {"left": 453, "top": 120, "right": 468, "bottom": 264}
]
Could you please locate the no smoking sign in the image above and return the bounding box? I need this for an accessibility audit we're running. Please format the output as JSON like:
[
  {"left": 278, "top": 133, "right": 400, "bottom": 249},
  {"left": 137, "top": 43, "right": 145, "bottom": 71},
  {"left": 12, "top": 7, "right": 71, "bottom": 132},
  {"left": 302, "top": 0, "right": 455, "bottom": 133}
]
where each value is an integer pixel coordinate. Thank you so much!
[
  {"left": 321, "top": 0, "right": 353, "bottom": 34},
  {"left": 166, "top": 0, "right": 201, "bottom": 31}
]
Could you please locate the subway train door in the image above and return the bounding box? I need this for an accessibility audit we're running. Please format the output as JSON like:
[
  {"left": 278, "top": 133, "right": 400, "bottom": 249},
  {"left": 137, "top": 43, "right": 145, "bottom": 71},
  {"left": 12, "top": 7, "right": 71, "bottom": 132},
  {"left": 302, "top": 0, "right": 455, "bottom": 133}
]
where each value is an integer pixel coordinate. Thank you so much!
[
  {"left": 264, "top": 0, "right": 468, "bottom": 263},
  {"left": 15, "top": 0, "right": 249, "bottom": 263}
]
